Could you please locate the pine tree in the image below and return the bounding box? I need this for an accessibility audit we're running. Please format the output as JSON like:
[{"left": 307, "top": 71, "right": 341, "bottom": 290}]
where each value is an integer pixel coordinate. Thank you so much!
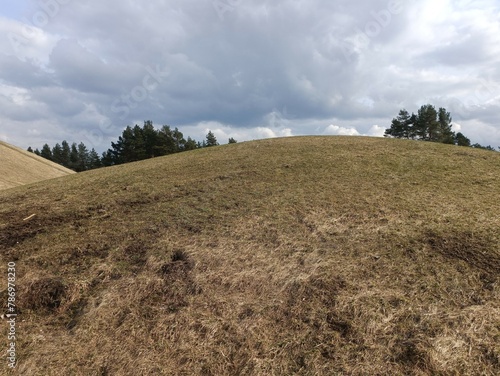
[
  {"left": 132, "top": 125, "right": 147, "bottom": 161},
  {"left": 385, "top": 105, "right": 481, "bottom": 149},
  {"left": 27, "top": 146, "right": 34, "bottom": 153},
  {"left": 184, "top": 137, "right": 198, "bottom": 151},
  {"left": 437, "top": 107, "right": 455, "bottom": 144},
  {"left": 415, "top": 104, "right": 439, "bottom": 141},
  {"left": 76, "top": 142, "right": 89, "bottom": 172},
  {"left": 101, "top": 150, "right": 114, "bottom": 167},
  {"left": 88, "top": 148, "right": 102, "bottom": 169},
  {"left": 205, "top": 131, "right": 218, "bottom": 147},
  {"left": 142, "top": 120, "right": 159, "bottom": 158},
  {"left": 61, "top": 140, "right": 71, "bottom": 168},
  {"left": 103, "top": 121, "right": 210, "bottom": 165},
  {"left": 172, "top": 127, "right": 186, "bottom": 152},
  {"left": 110, "top": 126, "right": 134, "bottom": 164},
  {"left": 157, "top": 125, "right": 176, "bottom": 155},
  {"left": 455, "top": 132, "right": 471, "bottom": 147},
  {"left": 69, "top": 143, "right": 79, "bottom": 170},
  {"left": 228, "top": 137, "right": 237, "bottom": 144},
  {"left": 40, "top": 144, "right": 53, "bottom": 160},
  {"left": 385, "top": 109, "right": 414, "bottom": 139},
  {"left": 52, "top": 143, "right": 63, "bottom": 165}
]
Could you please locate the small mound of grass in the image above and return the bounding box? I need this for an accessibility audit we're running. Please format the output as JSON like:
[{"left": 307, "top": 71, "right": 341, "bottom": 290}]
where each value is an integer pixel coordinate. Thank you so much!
[{"left": 21, "top": 277, "right": 65, "bottom": 312}]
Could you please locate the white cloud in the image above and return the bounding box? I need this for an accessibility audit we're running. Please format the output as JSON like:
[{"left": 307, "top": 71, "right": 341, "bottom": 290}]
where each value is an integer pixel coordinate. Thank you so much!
[
  {"left": 322, "top": 124, "right": 385, "bottom": 137},
  {"left": 255, "top": 127, "right": 294, "bottom": 139},
  {"left": 451, "top": 123, "right": 462, "bottom": 132},
  {"left": 1, "top": 17, "right": 61, "bottom": 64},
  {"left": 367, "top": 125, "right": 385, "bottom": 137},
  {"left": 323, "top": 125, "right": 360, "bottom": 136}
]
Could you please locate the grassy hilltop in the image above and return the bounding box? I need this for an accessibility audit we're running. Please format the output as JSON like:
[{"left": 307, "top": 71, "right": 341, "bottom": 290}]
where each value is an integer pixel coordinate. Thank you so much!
[{"left": 0, "top": 136, "right": 499, "bottom": 375}]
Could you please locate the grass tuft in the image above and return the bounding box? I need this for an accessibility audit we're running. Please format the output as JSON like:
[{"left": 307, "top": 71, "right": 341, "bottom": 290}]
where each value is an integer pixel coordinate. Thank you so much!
[{"left": 21, "top": 277, "right": 65, "bottom": 312}]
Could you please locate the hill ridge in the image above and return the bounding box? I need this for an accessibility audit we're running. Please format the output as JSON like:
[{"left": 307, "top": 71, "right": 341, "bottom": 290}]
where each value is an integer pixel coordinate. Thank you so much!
[{"left": 0, "top": 141, "right": 75, "bottom": 190}]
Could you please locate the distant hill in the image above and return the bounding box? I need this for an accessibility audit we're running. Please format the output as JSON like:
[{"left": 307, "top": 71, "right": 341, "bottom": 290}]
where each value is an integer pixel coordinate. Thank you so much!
[
  {"left": 0, "top": 141, "right": 74, "bottom": 190},
  {"left": 0, "top": 136, "right": 499, "bottom": 375}
]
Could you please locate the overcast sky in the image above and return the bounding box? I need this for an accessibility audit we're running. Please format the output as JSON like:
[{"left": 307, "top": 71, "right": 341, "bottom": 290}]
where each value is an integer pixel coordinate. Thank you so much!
[{"left": 1, "top": 0, "right": 499, "bottom": 152}]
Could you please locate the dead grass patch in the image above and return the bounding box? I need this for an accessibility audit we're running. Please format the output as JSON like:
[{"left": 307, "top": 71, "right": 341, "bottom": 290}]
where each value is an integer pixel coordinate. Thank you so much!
[
  {"left": 1, "top": 136, "right": 499, "bottom": 375},
  {"left": 20, "top": 276, "right": 66, "bottom": 313},
  {"left": 424, "top": 229, "right": 500, "bottom": 276}
]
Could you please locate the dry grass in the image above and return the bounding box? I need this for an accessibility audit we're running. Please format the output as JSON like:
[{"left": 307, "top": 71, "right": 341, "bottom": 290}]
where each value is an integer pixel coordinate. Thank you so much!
[
  {"left": 0, "top": 141, "right": 74, "bottom": 190},
  {"left": 0, "top": 136, "right": 499, "bottom": 375}
]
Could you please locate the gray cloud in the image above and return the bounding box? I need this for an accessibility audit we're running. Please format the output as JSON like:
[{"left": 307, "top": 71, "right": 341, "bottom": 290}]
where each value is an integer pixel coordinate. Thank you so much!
[{"left": 0, "top": 0, "right": 499, "bottom": 151}]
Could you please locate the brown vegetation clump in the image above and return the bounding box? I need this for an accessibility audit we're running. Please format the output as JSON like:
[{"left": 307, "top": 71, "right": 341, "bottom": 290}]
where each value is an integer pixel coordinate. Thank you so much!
[
  {"left": 0, "top": 136, "right": 499, "bottom": 375},
  {"left": 20, "top": 277, "right": 66, "bottom": 312}
]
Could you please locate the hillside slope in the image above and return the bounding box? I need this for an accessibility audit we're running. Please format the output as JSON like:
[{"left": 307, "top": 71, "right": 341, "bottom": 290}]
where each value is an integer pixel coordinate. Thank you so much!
[
  {"left": 0, "top": 136, "right": 499, "bottom": 375},
  {"left": 0, "top": 141, "right": 75, "bottom": 190}
]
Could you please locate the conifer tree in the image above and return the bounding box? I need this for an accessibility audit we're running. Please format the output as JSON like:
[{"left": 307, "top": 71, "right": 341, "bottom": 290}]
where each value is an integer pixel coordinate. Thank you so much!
[
  {"left": 455, "top": 132, "right": 471, "bottom": 147},
  {"left": 158, "top": 125, "right": 177, "bottom": 155},
  {"left": 172, "top": 127, "right": 186, "bottom": 152},
  {"left": 110, "top": 126, "right": 134, "bottom": 164},
  {"left": 76, "top": 142, "right": 89, "bottom": 172},
  {"left": 69, "top": 143, "right": 79, "bottom": 170},
  {"left": 415, "top": 104, "right": 439, "bottom": 141},
  {"left": 185, "top": 137, "right": 198, "bottom": 151},
  {"left": 101, "top": 150, "right": 114, "bottom": 167},
  {"left": 385, "top": 109, "right": 414, "bottom": 139},
  {"left": 205, "top": 131, "right": 218, "bottom": 147},
  {"left": 61, "top": 140, "right": 71, "bottom": 167},
  {"left": 40, "top": 144, "right": 53, "bottom": 160},
  {"left": 386, "top": 105, "right": 464, "bottom": 146},
  {"left": 88, "top": 148, "right": 102, "bottom": 169},
  {"left": 143, "top": 120, "right": 159, "bottom": 158},
  {"left": 132, "top": 125, "right": 147, "bottom": 161},
  {"left": 52, "top": 143, "right": 63, "bottom": 165},
  {"left": 437, "top": 107, "right": 455, "bottom": 144}
]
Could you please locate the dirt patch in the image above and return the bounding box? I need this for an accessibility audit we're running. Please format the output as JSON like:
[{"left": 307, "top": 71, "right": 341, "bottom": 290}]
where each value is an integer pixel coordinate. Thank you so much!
[
  {"left": 424, "top": 230, "right": 500, "bottom": 276},
  {"left": 0, "top": 216, "right": 46, "bottom": 250},
  {"left": 0, "top": 209, "right": 89, "bottom": 253},
  {"left": 139, "top": 249, "right": 201, "bottom": 312},
  {"left": 392, "top": 333, "right": 436, "bottom": 374}
]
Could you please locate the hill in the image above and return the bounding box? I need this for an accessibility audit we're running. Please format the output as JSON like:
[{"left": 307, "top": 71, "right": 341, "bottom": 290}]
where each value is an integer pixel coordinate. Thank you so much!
[
  {"left": 0, "top": 136, "right": 499, "bottom": 375},
  {"left": 0, "top": 141, "right": 75, "bottom": 190}
]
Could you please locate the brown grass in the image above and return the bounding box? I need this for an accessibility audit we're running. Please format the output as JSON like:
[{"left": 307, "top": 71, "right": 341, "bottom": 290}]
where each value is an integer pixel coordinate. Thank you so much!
[
  {"left": 0, "top": 136, "right": 499, "bottom": 375},
  {"left": 0, "top": 141, "right": 74, "bottom": 190}
]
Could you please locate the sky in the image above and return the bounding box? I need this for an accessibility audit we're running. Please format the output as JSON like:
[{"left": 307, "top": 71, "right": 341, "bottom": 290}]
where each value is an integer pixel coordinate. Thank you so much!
[{"left": 0, "top": 0, "right": 499, "bottom": 152}]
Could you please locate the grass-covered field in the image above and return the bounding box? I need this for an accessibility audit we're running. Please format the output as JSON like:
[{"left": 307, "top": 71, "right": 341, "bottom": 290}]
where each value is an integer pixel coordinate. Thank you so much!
[
  {"left": 1, "top": 136, "right": 499, "bottom": 375},
  {"left": 0, "top": 141, "right": 74, "bottom": 190}
]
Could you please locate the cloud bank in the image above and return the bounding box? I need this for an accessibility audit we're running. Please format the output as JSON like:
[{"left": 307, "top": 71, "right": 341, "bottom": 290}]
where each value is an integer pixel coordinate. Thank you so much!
[{"left": 1, "top": 0, "right": 499, "bottom": 150}]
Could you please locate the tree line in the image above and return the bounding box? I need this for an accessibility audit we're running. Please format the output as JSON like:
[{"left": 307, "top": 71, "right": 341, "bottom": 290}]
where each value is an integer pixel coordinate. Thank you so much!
[
  {"left": 28, "top": 141, "right": 102, "bottom": 172},
  {"left": 384, "top": 104, "right": 499, "bottom": 151},
  {"left": 29, "top": 121, "right": 237, "bottom": 172}
]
